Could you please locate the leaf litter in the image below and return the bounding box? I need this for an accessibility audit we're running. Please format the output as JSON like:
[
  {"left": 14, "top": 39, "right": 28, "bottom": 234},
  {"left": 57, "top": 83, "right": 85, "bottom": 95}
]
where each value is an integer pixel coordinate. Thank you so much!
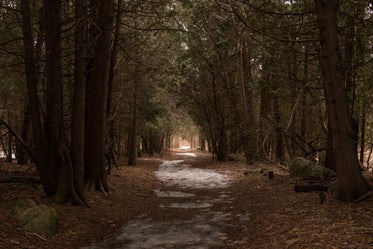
[{"left": 0, "top": 152, "right": 373, "bottom": 248}]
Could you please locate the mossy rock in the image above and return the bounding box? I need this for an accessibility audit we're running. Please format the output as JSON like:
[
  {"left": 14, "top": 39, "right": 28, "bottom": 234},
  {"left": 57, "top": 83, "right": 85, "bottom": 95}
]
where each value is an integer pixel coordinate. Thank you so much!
[
  {"left": 227, "top": 153, "right": 246, "bottom": 162},
  {"left": 290, "top": 157, "right": 334, "bottom": 178},
  {"left": 7, "top": 199, "right": 36, "bottom": 216},
  {"left": 328, "top": 180, "right": 339, "bottom": 195},
  {"left": 15, "top": 205, "right": 58, "bottom": 235}
]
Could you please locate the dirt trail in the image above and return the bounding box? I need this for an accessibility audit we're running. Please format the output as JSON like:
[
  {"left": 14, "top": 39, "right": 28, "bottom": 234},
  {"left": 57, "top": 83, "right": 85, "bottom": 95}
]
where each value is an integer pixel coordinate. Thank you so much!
[
  {"left": 1, "top": 152, "right": 373, "bottom": 248},
  {"left": 81, "top": 152, "right": 373, "bottom": 249},
  {"left": 82, "top": 152, "right": 248, "bottom": 248}
]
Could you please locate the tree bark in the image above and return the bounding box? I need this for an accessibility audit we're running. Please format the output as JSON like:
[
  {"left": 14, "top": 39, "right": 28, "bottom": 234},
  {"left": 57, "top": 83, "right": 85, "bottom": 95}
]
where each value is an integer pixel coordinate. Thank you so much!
[
  {"left": 17, "top": 98, "right": 31, "bottom": 165},
  {"left": 21, "top": 0, "right": 51, "bottom": 193},
  {"left": 239, "top": 39, "right": 255, "bottom": 164},
  {"left": 84, "top": 0, "right": 114, "bottom": 192},
  {"left": 315, "top": 0, "right": 370, "bottom": 201},
  {"left": 106, "top": 0, "right": 122, "bottom": 169},
  {"left": 44, "top": 0, "right": 83, "bottom": 205},
  {"left": 70, "top": 0, "right": 87, "bottom": 199},
  {"left": 128, "top": 79, "right": 139, "bottom": 166},
  {"left": 7, "top": 113, "right": 12, "bottom": 162},
  {"left": 360, "top": 101, "right": 366, "bottom": 165},
  {"left": 300, "top": 46, "right": 308, "bottom": 155}
]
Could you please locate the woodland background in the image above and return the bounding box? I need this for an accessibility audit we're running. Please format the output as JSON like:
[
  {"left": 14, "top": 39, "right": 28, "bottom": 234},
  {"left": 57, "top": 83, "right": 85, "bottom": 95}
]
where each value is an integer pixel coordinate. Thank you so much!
[{"left": 0, "top": 0, "right": 373, "bottom": 203}]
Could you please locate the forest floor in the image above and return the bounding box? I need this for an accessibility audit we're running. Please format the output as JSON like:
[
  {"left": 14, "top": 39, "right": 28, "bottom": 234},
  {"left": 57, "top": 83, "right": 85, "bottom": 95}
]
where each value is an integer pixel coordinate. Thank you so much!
[{"left": 1, "top": 151, "right": 373, "bottom": 248}]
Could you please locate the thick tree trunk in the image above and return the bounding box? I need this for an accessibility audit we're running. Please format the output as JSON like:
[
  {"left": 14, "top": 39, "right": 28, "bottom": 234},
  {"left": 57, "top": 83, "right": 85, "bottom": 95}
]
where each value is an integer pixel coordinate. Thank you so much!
[
  {"left": 44, "top": 0, "right": 83, "bottom": 205},
  {"left": 21, "top": 0, "right": 51, "bottom": 194},
  {"left": 70, "top": 0, "right": 87, "bottom": 199},
  {"left": 315, "top": 0, "right": 369, "bottom": 201},
  {"left": 44, "top": 0, "right": 64, "bottom": 196},
  {"left": 84, "top": 0, "right": 114, "bottom": 191}
]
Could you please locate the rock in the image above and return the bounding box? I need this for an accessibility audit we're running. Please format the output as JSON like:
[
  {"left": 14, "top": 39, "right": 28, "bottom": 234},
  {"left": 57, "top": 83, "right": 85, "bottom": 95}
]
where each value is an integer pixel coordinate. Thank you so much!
[
  {"left": 290, "top": 157, "right": 334, "bottom": 178},
  {"left": 8, "top": 199, "right": 36, "bottom": 216},
  {"left": 328, "top": 180, "right": 339, "bottom": 195},
  {"left": 227, "top": 153, "right": 246, "bottom": 162},
  {"left": 15, "top": 205, "right": 58, "bottom": 235}
]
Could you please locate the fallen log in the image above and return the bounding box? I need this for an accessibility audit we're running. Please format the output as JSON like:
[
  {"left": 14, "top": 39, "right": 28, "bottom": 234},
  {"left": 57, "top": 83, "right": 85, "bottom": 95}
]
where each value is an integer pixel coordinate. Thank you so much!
[
  {"left": 294, "top": 184, "right": 328, "bottom": 193},
  {"left": 353, "top": 191, "right": 373, "bottom": 203},
  {"left": 0, "top": 176, "right": 40, "bottom": 184}
]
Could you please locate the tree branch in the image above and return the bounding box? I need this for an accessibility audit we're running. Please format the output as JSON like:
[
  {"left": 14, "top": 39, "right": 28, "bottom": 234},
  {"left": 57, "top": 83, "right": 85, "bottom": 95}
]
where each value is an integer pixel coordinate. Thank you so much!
[{"left": 0, "top": 119, "right": 38, "bottom": 164}]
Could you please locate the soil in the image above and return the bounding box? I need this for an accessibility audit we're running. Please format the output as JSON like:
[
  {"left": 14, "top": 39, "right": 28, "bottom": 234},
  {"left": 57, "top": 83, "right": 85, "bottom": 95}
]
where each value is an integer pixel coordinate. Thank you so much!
[{"left": 1, "top": 152, "right": 373, "bottom": 248}]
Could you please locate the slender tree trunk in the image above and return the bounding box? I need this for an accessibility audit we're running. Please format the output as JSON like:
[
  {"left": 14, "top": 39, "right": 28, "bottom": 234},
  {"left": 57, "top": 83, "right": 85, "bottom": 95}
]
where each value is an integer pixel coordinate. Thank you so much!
[
  {"left": 273, "top": 90, "right": 283, "bottom": 162},
  {"left": 85, "top": 0, "right": 114, "bottom": 192},
  {"left": 128, "top": 79, "right": 138, "bottom": 166},
  {"left": 239, "top": 39, "right": 255, "bottom": 164},
  {"left": 315, "top": 0, "right": 369, "bottom": 201},
  {"left": 17, "top": 98, "right": 31, "bottom": 165},
  {"left": 300, "top": 47, "right": 308, "bottom": 154},
  {"left": 70, "top": 0, "right": 87, "bottom": 199},
  {"left": 258, "top": 56, "right": 271, "bottom": 158},
  {"left": 289, "top": 39, "right": 298, "bottom": 157},
  {"left": 106, "top": 0, "right": 122, "bottom": 169},
  {"left": 7, "top": 116, "right": 12, "bottom": 162},
  {"left": 360, "top": 102, "right": 366, "bottom": 165}
]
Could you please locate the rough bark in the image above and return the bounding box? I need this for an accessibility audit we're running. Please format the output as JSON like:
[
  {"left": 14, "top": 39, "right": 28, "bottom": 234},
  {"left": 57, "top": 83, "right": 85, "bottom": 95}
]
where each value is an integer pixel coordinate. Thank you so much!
[
  {"left": 20, "top": 0, "right": 50, "bottom": 193},
  {"left": 360, "top": 102, "right": 366, "bottom": 165},
  {"left": 70, "top": 0, "right": 87, "bottom": 199},
  {"left": 17, "top": 98, "right": 31, "bottom": 165},
  {"left": 315, "top": 0, "right": 370, "bottom": 201},
  {"left": 44, "top": 0, "right": 83, "bottom": 205},
  {"left": 239, "top": 39, "right": 255, "bottom": 164},
  {"left": 106, "top": 0, "right": 122, "bottom": 169},
  {"left": 128, "top": 79, "right": 139, "bottom": 166},
  {"left": 84, "top": 0, "right": 114, "bottom": 191}
]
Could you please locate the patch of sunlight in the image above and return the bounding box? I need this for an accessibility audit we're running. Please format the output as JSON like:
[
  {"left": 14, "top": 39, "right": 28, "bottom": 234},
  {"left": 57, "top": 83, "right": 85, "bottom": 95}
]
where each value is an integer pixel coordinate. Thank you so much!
[
  {"left": 156, "top": 160, "right": 231, "bottom": 189},
  {"left": 175, "top": 152, "right": 197, "bottom": 157}
]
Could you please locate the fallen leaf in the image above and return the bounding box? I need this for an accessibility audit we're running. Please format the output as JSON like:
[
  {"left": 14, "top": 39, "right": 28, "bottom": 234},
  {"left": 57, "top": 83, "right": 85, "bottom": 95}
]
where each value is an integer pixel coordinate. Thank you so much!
[{"left": 10, "top": 240, "right": 21, "bottom": 245}]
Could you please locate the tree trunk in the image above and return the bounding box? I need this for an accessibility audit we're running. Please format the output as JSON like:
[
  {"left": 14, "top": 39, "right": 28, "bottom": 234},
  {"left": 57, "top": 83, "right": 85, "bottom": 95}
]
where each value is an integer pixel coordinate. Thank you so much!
[
  {"left": 44, "top": 0, "right": 83, "bottom": 205},
  {"left": 315, "top": 0, "right": 370, "bottom": 201},
  {"left": 289, "top": 38, "right": 298, "bottom": 157},
  {"left": 360, "top": 101, "right": 366, "bottom": 165},
  {"left": 70, "top": 0, "right": 87, "bottom": 199},
  {"left": 239, "top": 39, "right": 255, "bottom": 164},
  {"left": 258, "top": 56, "right": 271, "bottom": 158},
  {"left": 84, "top": 0, "right": 114, "bottom": 192},
  {"left": 106, "top": 0, "right": 122, "bottom": 169},
  {"left": 300, "top": 47, "right": 308, "bottom": 155},
  {"left": 128, "top": 79, "right": 139, "bottom": 166},
  {"left": 21, "top": 0, "right": 51, "bottom": 194},
  {"left": 273, "top": 92, "right": 283, "bottom": 162},
  {"left": 17, "top": 98, "right": 31, "bottom": 165},
  {"left": 7, "top": 113, "right": 12, "bottom": 162}
]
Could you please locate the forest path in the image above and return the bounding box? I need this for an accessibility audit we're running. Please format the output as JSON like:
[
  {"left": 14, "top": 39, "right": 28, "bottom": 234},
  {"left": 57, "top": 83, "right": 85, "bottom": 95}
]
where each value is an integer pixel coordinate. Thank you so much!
[
  {"left": 82, "top": 152, "right": 250, "bottom": 248},
  {"left": 80, "top": 152, "right": 373, "bottom": 249}
]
